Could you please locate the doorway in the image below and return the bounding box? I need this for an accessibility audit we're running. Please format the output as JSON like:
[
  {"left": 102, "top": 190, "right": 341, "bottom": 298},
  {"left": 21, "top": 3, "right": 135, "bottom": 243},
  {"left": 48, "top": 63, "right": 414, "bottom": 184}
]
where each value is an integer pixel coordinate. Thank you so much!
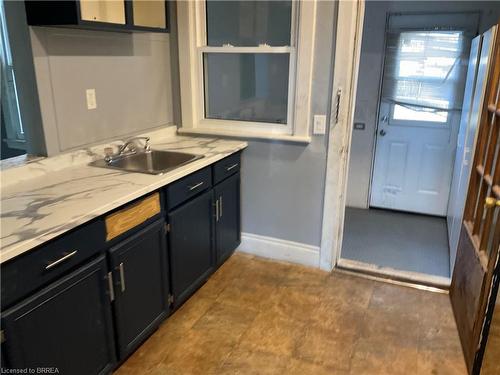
[{"left": 337, "top": 8, "right": 492, "bottom": 286}]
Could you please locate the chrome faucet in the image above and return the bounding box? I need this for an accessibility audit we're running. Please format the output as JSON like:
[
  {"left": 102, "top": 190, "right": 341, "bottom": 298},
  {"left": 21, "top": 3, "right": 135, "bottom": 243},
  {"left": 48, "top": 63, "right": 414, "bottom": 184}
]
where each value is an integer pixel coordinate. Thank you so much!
[
  {"left": 105, "top": 136, "right": 151, "bottom": 163},
  {"left": 118, "top": 136, "right": 151, "bottom": 155}
]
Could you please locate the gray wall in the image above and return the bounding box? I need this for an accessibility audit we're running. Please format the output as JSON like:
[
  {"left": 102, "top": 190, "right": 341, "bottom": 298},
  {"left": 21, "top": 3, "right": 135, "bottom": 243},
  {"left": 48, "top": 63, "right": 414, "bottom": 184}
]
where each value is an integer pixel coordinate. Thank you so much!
[
  {"left": 240, "top": 0, "right": 336, "bottom": 247},
  {"left": 346, "top": 1, "right": 500, "bottom": 208},
  {"left": 30, "top": 27, "right": 176, "bottom": 155}
]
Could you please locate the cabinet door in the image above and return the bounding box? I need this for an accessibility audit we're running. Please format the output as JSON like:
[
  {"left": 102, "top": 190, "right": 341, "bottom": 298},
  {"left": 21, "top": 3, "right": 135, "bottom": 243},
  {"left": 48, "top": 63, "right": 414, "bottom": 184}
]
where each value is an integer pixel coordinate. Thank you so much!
[
  {"left": 109, "top": 219, "right": 169, "bottom": 359},
  {"left": 168, "top": 190, "right": 214, "bottom": 308},
  {"left": 1, "top": 256, "right": 115, "bottom": 375},
  {"left": 131, "top": 1, "right": 167, "bottom": 29},
  {"left": 79, "top": 0, "right": 126, "bottom": 24},
  {"left": 215, "top": 172, "right": 241, "bottom": 265}
]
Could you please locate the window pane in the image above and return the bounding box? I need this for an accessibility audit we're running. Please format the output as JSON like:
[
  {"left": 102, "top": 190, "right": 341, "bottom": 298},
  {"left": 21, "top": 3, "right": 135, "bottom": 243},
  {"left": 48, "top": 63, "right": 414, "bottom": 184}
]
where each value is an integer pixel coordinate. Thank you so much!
[
  {"left": 392, "top": 104, "right": 448, "bottom": 123},
  {"left": 204, "top": 53, "right": 289, "bottom": 124},
  {"left": 206, "top": 1, "right": 292, "bottom": 46}
]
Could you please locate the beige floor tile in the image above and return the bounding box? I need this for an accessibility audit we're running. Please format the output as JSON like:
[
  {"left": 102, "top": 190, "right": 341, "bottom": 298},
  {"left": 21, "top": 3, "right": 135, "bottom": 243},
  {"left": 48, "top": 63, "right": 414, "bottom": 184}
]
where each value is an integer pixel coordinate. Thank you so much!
[
  {"left": 117, "top": 253, "right": 465, "bottom": 375},
  {"left": 191, "top": 301, "right": 257, "bottom": 343},
  {"left": 417, "top": 349, "right": 467, "bottom": 375},
  {"left": 162, "top": 296, "right": 216, "bottom": 334},
  {"left": 294, "top": 325, "right": 357, "bottom": 371},
  {"left": 160, "top": 329, "right": 235, "bottom": 375},
  {"left": 238, "top": 310, "right": 306, "bottom": 357},
  {"left": 216, "top": 348, "right": 289, "bottom": 375},
  {"left": 350, "top": 336, "right": 419, "bottom": 375},
  {"left": 286, "top": 358, "right": 347, "bottom": 375},
  {"left": 215, "top": 276, "right": 279, "bottom": 311}
]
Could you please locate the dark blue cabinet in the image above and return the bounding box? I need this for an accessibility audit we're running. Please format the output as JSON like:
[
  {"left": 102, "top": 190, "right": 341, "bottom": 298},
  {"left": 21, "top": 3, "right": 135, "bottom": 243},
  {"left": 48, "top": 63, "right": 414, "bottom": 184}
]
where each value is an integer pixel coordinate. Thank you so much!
[
  {"left": 109, "top": 219, "right": 169, "bottom": 360},
  {"left": 1, "top": 255, "right": 115, "bottom": 375},
  {"left": 214, "top": 172, "right": 241, "bottom": 265},
  {"left": 167, "top": 190, "right": 215, "bottom": 308}
]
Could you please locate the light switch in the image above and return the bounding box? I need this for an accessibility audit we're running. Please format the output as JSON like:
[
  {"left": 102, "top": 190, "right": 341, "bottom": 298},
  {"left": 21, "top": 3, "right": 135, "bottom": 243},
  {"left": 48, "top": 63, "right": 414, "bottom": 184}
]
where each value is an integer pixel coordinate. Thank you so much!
[
  {"left": 313, "top": 115, "right": 326, "bottom": 135},
  {"left": 86, "top": 89, "right": 97, "bottom": 110}
]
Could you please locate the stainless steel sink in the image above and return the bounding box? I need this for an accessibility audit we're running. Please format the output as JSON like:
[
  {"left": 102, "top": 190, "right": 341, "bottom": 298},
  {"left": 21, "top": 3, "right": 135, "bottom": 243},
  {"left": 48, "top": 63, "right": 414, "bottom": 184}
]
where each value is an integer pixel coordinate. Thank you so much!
[{"left": 90, "top": 150, "right": 204, "bottom": 175}]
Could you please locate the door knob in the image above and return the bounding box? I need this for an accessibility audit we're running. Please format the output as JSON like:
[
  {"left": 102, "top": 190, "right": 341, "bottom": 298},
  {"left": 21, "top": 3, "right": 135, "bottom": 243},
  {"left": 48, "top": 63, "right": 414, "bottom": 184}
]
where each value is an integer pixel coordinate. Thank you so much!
[
  {"left": 379, "top": 129, "right": 387, "bottom": 136},
  {"left": 485, "top": 197, "right": 499, "bottom": 207}
]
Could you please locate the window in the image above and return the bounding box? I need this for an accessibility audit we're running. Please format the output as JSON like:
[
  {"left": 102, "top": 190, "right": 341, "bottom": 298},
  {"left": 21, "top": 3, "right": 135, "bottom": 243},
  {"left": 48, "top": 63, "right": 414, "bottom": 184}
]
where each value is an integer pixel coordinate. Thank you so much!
[
  {"left": 382, "top": 30, "right": 468, "bottom": 125},
  {"left": 177, "top": 0, "right": 315, "bottom": 142},
  {"left": 0, "top": 0, "right": 26, "bottom": 156}
]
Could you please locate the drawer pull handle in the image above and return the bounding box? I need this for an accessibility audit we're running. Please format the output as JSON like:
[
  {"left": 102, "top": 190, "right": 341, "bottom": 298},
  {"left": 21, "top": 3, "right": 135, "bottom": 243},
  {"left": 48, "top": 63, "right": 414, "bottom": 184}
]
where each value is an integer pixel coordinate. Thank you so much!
[
  {"left": 119, "top": 262, "right": 126, "bottom": 292},
  {"left": 226, "top": 163, "right": 239, "bottom": 171},
  {"left": 45, "top": 250, "right": 78, "bottom": 270},
  {"left": 220, "top": 196, "right": 223, "bottom": 218},
  {"left": 188, "top": 181, "right": 204, "bottom": 191}
]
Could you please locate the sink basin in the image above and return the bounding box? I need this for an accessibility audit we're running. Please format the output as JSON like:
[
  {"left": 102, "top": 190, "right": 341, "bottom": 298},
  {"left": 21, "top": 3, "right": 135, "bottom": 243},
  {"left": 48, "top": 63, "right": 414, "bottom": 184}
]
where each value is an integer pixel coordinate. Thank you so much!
[{"left": 90, "top": 150, "right": 204, "bottom": 175}]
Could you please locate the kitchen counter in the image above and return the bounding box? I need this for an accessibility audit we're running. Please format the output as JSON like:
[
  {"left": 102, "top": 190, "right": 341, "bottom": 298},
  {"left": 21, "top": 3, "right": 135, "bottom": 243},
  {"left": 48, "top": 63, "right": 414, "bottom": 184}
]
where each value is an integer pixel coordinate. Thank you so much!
[{"left": 0, "top": 128, "right": 247, "bottom": 263}]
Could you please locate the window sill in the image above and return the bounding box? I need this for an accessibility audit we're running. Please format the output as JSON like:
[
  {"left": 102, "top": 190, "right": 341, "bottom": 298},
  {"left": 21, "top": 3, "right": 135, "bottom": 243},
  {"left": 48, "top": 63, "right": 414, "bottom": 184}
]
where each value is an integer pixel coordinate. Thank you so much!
[{"left": 177, "top": 128, "right": 311, "bottom": 144}]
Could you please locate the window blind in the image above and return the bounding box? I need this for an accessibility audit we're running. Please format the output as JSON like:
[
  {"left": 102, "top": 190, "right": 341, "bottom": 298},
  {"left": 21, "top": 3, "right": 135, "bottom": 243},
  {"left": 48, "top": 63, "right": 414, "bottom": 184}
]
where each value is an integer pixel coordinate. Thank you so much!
[{"left": 381, "top": 13, "right": 478, "bottom": 115}]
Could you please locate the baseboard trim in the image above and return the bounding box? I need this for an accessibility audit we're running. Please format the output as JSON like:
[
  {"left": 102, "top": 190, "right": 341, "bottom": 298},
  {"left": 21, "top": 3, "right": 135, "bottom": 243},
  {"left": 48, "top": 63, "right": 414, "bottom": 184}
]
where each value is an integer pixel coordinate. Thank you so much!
[{"left": 237, "top": 232, "right": 320, "bottom": 268}]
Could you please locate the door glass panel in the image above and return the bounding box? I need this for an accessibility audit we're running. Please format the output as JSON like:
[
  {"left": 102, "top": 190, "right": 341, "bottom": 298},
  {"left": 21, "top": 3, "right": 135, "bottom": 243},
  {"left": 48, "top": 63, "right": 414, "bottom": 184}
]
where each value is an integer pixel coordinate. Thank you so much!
[
  {"left": 80, "top": 0, "right": 126, "bottom": 24},
  {"left": 132, "top": 1, "right": 166, "bottom": 29},
  {"left": 203, "top": 53, "right": 289, "bottom": 124},
  {"left": 392, "top": 104, "right": 448, "bottom": 123},
  {"left": 206, "top": 0, "right": 292, "bottom": 46}
]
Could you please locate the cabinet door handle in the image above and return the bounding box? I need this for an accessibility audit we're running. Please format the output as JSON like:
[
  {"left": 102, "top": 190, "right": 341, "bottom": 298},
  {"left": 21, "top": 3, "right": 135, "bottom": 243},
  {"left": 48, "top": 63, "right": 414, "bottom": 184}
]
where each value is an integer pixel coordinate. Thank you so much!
[
  {"left": 119, "top": 262, "right": 126, "bottom": 292},
  {"left": 188, "top": 181, "right": 204, "bottom": 191},
  {"left": 45, "top": 250, "right": 77, "bottom": 270},
  {"left": 220, "top": 196, "right": 223, "bottom": 218},
  {"left": 107, "top": 272, "right": 115, "bottom": 302},
  {"left": 226, "top": 163, "right": 238, "bottom": 171},
  {"left": 215, "top": 198, "right": 219, "bottom": 222}
]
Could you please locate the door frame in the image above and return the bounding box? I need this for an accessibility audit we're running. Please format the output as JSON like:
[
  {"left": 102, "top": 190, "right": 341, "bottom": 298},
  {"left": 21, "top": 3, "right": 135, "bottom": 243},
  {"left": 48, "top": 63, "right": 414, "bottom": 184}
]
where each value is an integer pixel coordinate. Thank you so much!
[{"left": 319, "top": 0, "right": 364, "bottom": 271}]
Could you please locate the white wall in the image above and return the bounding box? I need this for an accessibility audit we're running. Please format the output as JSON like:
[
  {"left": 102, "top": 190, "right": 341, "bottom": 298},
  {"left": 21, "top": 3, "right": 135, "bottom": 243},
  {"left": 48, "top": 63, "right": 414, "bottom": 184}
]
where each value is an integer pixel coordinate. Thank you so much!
[{"left": 346, "top": 1, "right": 500, "bottom": 208}]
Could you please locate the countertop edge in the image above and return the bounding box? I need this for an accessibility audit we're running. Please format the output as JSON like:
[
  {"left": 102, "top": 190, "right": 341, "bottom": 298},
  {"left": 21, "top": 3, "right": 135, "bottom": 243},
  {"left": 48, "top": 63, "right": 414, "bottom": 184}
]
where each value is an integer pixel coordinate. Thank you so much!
[{"left": 1, "top": 144, "right": 247, "bottom": 264}]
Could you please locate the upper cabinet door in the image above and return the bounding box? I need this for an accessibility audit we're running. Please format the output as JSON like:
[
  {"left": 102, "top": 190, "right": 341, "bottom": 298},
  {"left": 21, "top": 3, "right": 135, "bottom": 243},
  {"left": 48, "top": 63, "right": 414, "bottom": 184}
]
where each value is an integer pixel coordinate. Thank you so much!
[
  {"left": 79, "top": 0, "right": 126, "bottom": 24},
  {"left": 25, "top": 1, "right": 169, "bottom": 33},
  {"left": 1, "top": 256, "right": 116, "bottom": 375},
  {"left": 130, "top": 0, "right": 168, "bottom": 30},
  {"left": 109, "top": 219, "right": 169, "bottom": 360}
]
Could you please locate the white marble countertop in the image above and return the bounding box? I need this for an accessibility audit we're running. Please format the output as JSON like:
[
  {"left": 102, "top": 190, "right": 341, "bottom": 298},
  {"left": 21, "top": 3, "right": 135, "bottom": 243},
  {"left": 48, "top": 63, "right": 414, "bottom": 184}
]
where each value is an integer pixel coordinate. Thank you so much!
[{"left": 0, "top": 128, "right": 247, "bottom": 264}]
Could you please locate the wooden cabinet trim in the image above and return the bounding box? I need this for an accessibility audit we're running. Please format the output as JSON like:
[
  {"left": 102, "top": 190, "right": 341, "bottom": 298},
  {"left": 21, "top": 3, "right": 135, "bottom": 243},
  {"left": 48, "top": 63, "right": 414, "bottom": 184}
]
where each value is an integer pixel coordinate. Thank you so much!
[{"left": 105, "top": 193, "right": 161, "bottom": 241}]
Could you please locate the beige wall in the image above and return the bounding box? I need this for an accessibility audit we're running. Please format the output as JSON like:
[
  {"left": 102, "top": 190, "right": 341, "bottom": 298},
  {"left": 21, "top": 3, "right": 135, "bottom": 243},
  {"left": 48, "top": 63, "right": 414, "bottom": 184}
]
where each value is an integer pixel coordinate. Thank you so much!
[{"left": 30, "top": 27, "right": 176, "bottom": 155}]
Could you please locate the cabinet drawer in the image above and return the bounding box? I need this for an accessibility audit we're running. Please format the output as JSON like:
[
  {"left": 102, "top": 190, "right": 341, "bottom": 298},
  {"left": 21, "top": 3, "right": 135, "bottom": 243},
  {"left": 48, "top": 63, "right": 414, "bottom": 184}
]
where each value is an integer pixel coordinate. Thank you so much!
[
  {"left": 105, "top": 193, "right": 161, "bottom": 241},
  {"left": 1, "top": 219, "right": 106, "bottom": 309},
  {"left": 166, "top": 167, "right": 212, "bottom": 210},
  {"left": 213, "top": 153, "right": 241, "bottom": 184}
]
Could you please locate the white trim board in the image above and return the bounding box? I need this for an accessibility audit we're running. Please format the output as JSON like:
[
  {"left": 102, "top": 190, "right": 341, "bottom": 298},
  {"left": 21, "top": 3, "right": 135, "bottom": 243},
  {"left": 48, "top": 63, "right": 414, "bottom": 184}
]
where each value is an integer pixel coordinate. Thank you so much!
[
  {"left": 319, "top": 0, "right": 365, "bottom": 271},
  {"left": 237, "top": 233, "right": 320, "bottom": 268}
]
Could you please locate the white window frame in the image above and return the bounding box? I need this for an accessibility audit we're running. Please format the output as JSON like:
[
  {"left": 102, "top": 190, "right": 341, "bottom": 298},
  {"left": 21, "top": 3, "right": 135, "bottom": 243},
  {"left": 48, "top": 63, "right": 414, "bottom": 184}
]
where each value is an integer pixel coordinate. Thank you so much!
[
  {"left": 0, "top": 0, "right": 26, "bottom": 150},
  {"left": 177, "top": 0, "right": 316, "bottom": 143}
]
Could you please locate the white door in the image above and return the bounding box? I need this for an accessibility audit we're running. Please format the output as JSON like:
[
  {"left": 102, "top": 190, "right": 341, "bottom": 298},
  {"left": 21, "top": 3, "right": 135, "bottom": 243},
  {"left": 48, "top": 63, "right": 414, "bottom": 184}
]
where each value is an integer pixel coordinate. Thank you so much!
[
  {"left": 447, "top": 27, "right": 497, "bottom": 271},
  {"left": 371, "top": 102, "right": 459, "bottom": 216},
  {"left": 370, "top": 30, "right": 468, "bottom": 216}
]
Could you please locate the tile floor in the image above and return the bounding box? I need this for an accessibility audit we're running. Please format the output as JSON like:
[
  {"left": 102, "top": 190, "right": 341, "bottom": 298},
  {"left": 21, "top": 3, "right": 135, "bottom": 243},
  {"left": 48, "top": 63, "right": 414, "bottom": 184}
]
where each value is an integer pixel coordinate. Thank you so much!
[
  {"left": 115, "top": 253, "right": 466, "bottom": 375},
  {"left": 343, "top": 207, "right": 450, "bottom": 278}
]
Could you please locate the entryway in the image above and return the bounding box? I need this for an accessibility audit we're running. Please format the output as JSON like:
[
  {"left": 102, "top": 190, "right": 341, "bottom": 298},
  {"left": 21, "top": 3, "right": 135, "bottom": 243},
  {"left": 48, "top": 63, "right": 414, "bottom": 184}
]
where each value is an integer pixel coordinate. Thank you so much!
[
  {"left": 337, "top": 6, "right": 498, "bottom": 286},
  {"left": 342, "top": 208, "right": 450, "bottom": 278}
]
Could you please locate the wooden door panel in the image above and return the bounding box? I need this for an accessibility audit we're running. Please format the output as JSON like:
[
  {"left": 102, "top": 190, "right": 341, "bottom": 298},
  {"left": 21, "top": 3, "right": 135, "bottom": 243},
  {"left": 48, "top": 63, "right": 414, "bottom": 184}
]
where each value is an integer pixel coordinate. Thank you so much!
[
  {"left": 450, "top": 24, "right": 499, "bottom": 374},
  {"left": 451, "top": 226, "right": 486, "bottom": 367}
]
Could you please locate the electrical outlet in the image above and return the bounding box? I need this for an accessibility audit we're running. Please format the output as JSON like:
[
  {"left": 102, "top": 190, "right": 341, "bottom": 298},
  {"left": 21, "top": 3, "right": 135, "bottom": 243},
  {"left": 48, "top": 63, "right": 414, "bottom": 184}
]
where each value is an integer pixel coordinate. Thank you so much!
[
  {"left": 313, "top": 115, "right": 326, "bottom": 135},
  {"left": 86, "top": 89, "right": 97, "bottom": 110}
]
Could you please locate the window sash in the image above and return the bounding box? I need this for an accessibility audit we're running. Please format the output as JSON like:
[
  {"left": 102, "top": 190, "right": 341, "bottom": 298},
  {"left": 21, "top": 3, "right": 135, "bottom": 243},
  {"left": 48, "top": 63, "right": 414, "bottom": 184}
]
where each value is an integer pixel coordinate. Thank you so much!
[{"left": 195, "top": 1, "right": 298, "bottom": 134}]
